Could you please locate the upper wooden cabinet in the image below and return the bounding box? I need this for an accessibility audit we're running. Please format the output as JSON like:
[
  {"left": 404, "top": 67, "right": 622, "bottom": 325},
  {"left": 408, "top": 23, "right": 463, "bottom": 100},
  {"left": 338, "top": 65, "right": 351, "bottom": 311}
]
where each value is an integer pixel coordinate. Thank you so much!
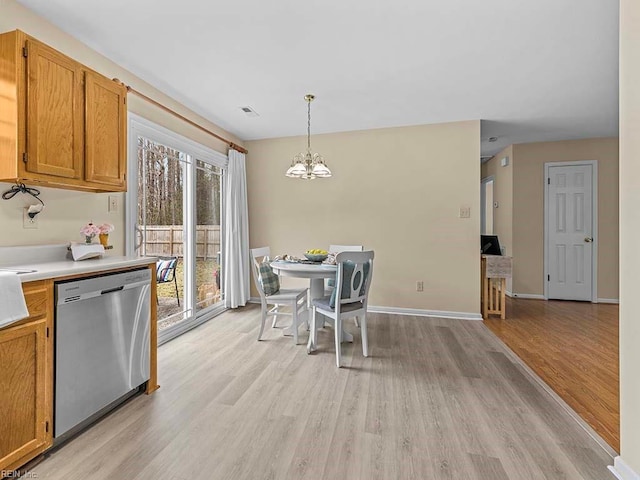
[
  {"left": 0, "top": 30, "right": 127, "bottom": 192},
  {"left": 84, "top": 71, "right": 127, "bottom": 188},
  {"left": 25, "top": 39, "right": 85, "bottom": 181}
]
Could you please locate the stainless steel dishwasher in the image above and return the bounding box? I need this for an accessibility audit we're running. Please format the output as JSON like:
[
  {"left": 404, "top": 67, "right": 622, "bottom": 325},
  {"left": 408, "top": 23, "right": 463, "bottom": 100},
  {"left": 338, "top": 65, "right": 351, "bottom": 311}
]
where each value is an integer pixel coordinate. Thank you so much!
[{"left": 54, "top": 268, "right": 151, "bottom": 440}]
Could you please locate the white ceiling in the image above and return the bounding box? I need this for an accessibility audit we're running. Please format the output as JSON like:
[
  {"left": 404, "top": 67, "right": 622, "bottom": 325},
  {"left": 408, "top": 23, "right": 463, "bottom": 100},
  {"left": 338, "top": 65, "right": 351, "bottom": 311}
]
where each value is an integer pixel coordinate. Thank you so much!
[{"left": 16, "top": 0, "right": 619, "bottom": 157}]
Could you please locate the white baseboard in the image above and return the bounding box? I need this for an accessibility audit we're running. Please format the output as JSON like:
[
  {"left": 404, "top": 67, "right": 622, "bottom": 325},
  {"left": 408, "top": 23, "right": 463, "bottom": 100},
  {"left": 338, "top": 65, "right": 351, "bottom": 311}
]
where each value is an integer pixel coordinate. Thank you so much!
[
  {"left": 609, "top": 457, "right": 640, "bottom": 480},
  {"left": 598, "top": 298, "right": 620, "bottom": 304},
  {"left": 367, "top": 305, "right": 483, "bottom": 321},
  {"left": 505, "top": 292, "right": 620, "bottom": 304},
  {"left": 506, "top": 291, "right": 546, "bottom": 300},
  {"left": 249, "top": 298, "right": 482, "bottom": 321}
]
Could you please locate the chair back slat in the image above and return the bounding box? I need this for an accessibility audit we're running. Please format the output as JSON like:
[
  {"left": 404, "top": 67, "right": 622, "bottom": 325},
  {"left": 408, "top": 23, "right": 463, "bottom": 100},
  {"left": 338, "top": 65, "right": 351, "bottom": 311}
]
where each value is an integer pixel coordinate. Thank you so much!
[
  {"left": 335, "top": 251, "right": 374, "bottom": 309},
  {"left": 250, "top": 246, "right": 271, "bottom": 301}
]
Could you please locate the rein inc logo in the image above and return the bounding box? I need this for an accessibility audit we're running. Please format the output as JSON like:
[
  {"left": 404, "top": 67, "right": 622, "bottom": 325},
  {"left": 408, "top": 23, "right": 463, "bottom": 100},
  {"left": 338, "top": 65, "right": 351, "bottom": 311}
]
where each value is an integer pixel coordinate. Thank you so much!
[{"left": 1, "top": 472, "right": 38, "bottom": 478}]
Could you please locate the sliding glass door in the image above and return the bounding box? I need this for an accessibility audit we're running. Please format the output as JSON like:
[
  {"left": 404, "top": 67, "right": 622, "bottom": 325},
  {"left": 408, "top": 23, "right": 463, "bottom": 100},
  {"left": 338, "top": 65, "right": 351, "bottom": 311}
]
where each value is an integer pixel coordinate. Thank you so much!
[
  {"left": 195, "top": 159, "right": 224, "bottom": 313},
  {"left": 128, "top": 115, "right": 227, "bottom": 344},
  {"left": 136, "top": 137, "right": 189, "bottom": 331}
]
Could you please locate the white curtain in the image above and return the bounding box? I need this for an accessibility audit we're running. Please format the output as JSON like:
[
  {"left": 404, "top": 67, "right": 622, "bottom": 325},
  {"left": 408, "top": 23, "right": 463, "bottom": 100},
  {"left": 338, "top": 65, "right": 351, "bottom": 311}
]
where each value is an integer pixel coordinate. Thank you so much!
[{"left": 223, "top": 149, "right": 250, "bottom": 308}]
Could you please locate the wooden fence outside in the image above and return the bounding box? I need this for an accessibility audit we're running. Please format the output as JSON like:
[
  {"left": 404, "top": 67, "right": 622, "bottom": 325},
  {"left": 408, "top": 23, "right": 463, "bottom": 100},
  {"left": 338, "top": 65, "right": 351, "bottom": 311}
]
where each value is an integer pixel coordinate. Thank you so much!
[{"left": 143, "top": 225, "right": 221, "bottom": 260}]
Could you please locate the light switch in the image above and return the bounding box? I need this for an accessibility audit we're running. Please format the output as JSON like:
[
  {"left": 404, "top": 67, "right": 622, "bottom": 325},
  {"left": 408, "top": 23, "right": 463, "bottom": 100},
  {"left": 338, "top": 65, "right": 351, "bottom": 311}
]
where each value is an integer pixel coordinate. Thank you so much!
[{"left": 108, "top": 196, "right": 118, "bottom": 213}]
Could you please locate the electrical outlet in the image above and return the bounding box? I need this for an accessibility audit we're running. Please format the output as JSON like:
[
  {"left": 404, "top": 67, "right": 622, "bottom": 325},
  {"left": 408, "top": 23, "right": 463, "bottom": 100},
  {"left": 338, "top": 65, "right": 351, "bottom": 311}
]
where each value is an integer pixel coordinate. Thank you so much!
[
  {"left": 108, "top": 195, "right": 118, "bottom": 213},
  {"left": 459, "top": 206, "right": 471, "bottom": 218},
  {"left": 23, "top": 207, "right": 38, "bottom": 229},
  {"left": 416, "top": 281, "right": 424, "bottom": 292}
]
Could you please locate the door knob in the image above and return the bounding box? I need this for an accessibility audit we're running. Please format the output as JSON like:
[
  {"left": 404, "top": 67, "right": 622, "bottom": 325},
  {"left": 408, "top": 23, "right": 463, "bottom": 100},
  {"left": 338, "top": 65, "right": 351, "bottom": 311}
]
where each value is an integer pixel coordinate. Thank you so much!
[{"left": 584, "top": 237, "right": 593, "bottom": 243}]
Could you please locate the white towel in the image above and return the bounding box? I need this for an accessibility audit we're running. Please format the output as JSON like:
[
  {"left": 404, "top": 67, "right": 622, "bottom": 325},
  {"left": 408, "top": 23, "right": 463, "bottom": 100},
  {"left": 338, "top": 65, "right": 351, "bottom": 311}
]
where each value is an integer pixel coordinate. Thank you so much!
[
  {"left": 0, "top": 271, "right": 29, "bottom": 328},
  {"left": 70, "top": 242, "right": 105, "bottom": 261}
]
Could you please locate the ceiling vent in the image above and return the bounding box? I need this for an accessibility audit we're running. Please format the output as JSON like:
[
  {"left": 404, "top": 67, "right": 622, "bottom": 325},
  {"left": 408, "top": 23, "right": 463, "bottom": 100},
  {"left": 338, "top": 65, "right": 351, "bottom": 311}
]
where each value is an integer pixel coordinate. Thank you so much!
[{"left": 240, "top": 106, "right": 259, "bottom": 117}]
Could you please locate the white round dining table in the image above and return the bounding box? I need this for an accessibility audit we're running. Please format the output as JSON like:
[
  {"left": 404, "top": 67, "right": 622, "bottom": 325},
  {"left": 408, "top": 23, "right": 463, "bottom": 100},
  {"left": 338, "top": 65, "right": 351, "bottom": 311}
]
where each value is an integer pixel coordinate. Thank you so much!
[
  {"left": 270, "top": 261, "right": 336, "bottom": 299},
  {"left": 270, "top": 261, "right": 353, "bottom": 342}
]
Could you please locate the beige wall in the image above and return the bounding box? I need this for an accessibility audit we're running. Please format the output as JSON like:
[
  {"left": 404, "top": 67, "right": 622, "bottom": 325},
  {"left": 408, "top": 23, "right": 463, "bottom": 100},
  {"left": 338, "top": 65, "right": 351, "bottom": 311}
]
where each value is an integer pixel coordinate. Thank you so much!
[
  {"left": 0, "top": 0, "right": 242, "bottom": 254},
  {"left": 619, "top": 0, "right": 640, "bottom": 473},
  {"left": 512, "top": 138, "right": 619, "bottom": 299},
  {"left": 481, "top": 145, "right": 513, "bottom": 257},
  {"left": 246, "top": 120, "right": 481, "bottom": 314}
]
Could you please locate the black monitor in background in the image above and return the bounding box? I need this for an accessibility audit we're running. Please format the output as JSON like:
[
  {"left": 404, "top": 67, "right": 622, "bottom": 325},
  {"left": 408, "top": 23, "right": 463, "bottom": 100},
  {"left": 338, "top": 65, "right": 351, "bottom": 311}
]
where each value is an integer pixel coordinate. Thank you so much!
[{"left": 481, "top": 235, "right": 502, "bottom": 255}]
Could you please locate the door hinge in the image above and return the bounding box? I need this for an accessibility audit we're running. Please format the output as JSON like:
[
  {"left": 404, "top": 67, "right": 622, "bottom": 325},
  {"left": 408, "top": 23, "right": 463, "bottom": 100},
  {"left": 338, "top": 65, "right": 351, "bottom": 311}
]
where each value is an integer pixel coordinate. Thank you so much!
[
  {"left": 547, "top": 177, "right": 550, "bottom": 185},
  {"left": 22, "top": 46, "right": 28, "bottom": 58},
  {"left": 22, "top": 152, "right": 28, "bottom": 163},
  {"left": 547, "top": 274, "right": 550, "bottom": 281},
  {"left": 45, "top": 421, "right": 49, "bottom": 433}
]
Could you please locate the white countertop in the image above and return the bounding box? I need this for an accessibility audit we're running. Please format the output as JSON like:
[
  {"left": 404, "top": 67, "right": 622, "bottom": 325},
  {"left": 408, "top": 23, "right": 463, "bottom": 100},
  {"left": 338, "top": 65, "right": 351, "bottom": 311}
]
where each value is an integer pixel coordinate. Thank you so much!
[
  {"left": 0, "top": 244, "right": 156, "bottom": 282},
  {"left": 5, "top": 256, "right": 156, "bottom": 283}
]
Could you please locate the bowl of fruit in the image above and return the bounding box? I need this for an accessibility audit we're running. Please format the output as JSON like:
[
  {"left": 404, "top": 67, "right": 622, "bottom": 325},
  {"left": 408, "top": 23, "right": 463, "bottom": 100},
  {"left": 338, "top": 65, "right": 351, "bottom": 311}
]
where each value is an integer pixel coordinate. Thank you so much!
[{"left": 304, "top": 249, "right": 328, "bottom": 262}]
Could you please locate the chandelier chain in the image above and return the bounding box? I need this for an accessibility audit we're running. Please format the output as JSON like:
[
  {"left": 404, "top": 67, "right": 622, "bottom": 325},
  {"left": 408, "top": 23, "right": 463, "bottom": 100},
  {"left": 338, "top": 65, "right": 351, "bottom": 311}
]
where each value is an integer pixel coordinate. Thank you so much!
[{"left": 307, "top": 100, "right": 311, "bottom": 151}]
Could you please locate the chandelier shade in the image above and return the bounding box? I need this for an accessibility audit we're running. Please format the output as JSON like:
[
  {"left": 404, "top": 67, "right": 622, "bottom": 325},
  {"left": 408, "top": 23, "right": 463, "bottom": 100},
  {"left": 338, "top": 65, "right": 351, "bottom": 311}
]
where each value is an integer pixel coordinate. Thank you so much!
[{"left": 285, "top": 94, "right": 331, "bottom": 179}]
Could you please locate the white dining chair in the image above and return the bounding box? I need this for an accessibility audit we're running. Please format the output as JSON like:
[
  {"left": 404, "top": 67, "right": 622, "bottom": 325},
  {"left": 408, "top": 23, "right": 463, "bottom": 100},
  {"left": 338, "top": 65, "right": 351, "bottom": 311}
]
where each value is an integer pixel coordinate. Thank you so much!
[
  {"left": 250, "top": 247, "right": 308, "bottom": 344},
  {"left": 326, "top": 244, "right": 364, "bottom": 325},
  {"left": 307, "top": 250, "right": 374, "bottom": 367}
]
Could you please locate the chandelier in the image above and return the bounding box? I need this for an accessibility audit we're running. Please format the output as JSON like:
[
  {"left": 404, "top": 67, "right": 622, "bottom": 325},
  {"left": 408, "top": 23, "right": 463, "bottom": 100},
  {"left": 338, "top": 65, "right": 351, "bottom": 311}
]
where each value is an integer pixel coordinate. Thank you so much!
[{"left": 285, "top": 94, "right": 332, "bottom": 179}]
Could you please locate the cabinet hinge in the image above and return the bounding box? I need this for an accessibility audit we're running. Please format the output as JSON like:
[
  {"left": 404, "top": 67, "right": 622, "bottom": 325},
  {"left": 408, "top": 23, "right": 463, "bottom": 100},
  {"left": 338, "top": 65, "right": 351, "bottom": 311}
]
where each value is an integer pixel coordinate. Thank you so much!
[
  {"left": 547, "top": 274, "right": 550, "bottom": 281},
  {"left": 547, "top": 178, "right": 550, "bottom": 185},
  {"left": 22, "top": 152, "right": 28, "bottom": 164},
  {"left": 45, "top": 421, "right": 49, "bottom": 433},
  {"left": 46, "top": 327, "right": 49, "bottom": 338},
  {"left": 22, "top": 46, "right": 28, "bottom": 58}
]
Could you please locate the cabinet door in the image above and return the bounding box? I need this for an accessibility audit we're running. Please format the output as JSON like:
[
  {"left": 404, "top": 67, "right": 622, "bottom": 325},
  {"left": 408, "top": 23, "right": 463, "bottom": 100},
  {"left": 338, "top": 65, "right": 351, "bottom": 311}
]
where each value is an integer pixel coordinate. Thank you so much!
[
  {"left": 0, "top": 319, "right": 47, "bottom": 470},
  {"left": 85, "top": 71, "right": 127, "bottom": 189},
  {"left": 25, "top": 39, "right": 84, "bottom": 179}
]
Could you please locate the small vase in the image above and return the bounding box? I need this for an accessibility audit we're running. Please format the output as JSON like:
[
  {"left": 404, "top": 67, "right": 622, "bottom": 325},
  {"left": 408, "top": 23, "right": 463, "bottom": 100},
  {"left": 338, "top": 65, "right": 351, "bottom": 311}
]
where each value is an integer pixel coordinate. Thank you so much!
[
  {"left": 99, "top": 233, "right": 109, "bottom": 247},
  {"left": 85, "top": 235, "right": 94, "bottom": 244}
]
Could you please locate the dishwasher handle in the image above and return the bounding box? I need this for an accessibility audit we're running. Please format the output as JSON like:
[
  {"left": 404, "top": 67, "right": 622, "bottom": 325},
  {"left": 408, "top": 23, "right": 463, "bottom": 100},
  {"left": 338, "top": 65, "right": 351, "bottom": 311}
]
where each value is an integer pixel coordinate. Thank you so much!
[
  {"left": 57, "top": 279, "right": 151, "bottom": 306},
  {"left": 101, "top": 286, "right": 124, "bottom": 295}
]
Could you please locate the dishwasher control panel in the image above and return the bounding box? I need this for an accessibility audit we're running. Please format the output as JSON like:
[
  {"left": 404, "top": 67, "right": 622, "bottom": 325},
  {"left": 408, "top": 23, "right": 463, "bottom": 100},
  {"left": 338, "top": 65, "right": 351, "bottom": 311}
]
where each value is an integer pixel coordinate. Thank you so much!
[{"left": 56, "top": 268, "right": 151, "bottom": 304}]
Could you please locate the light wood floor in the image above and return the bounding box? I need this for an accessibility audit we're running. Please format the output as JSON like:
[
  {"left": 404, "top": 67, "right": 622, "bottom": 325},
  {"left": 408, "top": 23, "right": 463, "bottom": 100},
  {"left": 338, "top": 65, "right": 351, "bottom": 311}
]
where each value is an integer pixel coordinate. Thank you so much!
[
  {"left": 30, "top": 305, "right": 613, "bottom": 480},
  {"left": 484, "top": 298, "right": 619, "bottom": 452}
]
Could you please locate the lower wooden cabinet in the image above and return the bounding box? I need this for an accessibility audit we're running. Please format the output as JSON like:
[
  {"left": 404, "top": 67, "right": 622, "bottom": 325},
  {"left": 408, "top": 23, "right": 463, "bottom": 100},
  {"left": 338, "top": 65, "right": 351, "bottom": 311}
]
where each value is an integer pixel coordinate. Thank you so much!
[{"left": 0, "top": 281, "right": 53, "bottom": 475}]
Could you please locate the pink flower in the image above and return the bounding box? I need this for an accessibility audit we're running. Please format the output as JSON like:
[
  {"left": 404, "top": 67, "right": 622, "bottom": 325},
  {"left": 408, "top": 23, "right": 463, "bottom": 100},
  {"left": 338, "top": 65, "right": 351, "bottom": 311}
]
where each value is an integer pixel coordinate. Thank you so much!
[
  {"left": 80, "top": 223, "right": 100, "bottom": 237},
  {"left": 98, "top": 223, "right": 115, "bottom": 234}
]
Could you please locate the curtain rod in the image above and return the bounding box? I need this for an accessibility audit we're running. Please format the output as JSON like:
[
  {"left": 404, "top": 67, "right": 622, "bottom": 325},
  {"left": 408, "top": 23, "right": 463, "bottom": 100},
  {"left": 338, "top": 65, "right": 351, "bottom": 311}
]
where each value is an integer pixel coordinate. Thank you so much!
[{"left": 113, "top": 79, "right": 248, "bottom": 155}]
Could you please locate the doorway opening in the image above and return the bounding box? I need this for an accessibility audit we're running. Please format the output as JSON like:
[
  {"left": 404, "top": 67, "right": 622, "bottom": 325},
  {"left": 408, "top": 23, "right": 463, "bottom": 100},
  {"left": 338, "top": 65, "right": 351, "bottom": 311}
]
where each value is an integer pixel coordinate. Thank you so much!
[{"left": 481, "top": 176, "right": 495, "bottom": 235}]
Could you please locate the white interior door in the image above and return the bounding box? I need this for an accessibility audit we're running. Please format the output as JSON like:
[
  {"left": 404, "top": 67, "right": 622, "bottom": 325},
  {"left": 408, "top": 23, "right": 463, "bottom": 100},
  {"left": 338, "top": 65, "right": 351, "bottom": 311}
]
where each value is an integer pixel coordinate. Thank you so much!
[{"left": 546, "top": 163, "right": 595, "bottom": 301}]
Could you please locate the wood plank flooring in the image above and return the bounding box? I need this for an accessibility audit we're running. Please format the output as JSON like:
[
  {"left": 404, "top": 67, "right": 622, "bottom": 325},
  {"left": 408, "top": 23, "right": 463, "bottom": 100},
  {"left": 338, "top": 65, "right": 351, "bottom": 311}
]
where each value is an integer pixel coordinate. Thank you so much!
[
  {"left": 484, "top": 297, "right": 619, "bottom": 452},
  {"left": 29, "top": 305, "right": 613, "bottom": 479}
]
